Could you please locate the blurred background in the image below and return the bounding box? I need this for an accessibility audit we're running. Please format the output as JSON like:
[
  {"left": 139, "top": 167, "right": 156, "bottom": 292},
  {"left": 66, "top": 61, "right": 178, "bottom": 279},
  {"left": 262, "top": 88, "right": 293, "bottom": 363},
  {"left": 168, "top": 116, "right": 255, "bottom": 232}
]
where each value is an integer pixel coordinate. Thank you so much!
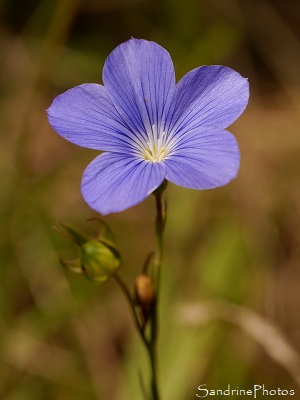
[{"left": 1, "top": 0, "right": 300, "bottom": 398}]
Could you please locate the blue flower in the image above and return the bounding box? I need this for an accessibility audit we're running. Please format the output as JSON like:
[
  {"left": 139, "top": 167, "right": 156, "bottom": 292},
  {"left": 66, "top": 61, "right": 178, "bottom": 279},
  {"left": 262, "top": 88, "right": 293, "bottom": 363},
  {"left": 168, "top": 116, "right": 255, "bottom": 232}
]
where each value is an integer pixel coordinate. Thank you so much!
[{"left": 47, "top": 39, "right": 249, "bottom": 215}]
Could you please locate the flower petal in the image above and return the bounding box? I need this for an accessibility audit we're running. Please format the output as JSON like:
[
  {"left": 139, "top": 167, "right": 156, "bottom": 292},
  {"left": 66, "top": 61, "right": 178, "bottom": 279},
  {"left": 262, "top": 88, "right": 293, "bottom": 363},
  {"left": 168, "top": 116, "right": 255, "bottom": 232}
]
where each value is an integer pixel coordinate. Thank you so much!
[
  {"left": 103, "top": 38, "right": 175, "bottom": 138},
  {"left": 167, "top": 66, "right": 249, "bottom": 135},
  {"left": 165, "top": 127, "right": 240, "bottom": 189},
  {"left": 47, "top": 84, "right": 142, "bottom": 152},
  {"left": 81, "top": 153, "right": 166, "bottom": 215}
]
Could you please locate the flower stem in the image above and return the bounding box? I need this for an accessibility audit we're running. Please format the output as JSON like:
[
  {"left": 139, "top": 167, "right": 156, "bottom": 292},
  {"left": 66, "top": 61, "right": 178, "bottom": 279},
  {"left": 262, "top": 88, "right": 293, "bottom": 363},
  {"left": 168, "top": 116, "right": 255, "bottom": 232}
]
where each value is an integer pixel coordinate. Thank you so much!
[
  {"left": 113, "top": 182, "right": 167, "bottom": 400},
  {"left": 148, "top": 342, "right": 159, "bottom": 400},
  {"left": 149, "top": 182, "right": 167, "bottom": 400}
]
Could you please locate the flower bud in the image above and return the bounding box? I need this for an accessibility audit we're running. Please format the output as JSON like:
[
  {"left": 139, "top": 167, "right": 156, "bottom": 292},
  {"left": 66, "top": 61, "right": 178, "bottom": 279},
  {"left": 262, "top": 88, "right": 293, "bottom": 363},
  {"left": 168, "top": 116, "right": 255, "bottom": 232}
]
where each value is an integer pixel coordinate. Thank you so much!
[
  {"left": 80, "top": 240, "right": 121, "bottom": 283},
  {"left": 55, "top": 221, "right": 121, "bottom": 284},
  {"left": 135, "top": 274, "right": 155, "bottom": 321}
]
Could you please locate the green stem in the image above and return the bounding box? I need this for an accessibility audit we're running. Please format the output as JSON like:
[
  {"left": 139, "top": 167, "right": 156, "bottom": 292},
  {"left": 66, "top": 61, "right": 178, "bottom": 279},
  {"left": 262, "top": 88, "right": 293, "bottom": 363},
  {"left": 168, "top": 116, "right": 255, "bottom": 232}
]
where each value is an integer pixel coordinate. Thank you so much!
[
  {"left": 148, "top": 342, "right": 159, "bottom": 400},
  {"left": 152, "top": 186, "right": 166, "bottom": 340},
  {"left": 113, "top": 182, "right": 167, "bottom": 400},
  {"left": 148, "top": 184, "right": 167, "bottom": 400},
  {"left": 114, "top": 273, "right": 160, "bottom": 400}
]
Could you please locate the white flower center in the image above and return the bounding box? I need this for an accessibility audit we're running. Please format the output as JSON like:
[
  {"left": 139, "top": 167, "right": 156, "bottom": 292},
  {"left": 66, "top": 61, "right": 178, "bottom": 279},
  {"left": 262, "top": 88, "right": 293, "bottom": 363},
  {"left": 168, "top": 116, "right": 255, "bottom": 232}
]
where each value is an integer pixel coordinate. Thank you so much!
[{"left": 143, "top": 124, "right": 168, "bottom": 163}]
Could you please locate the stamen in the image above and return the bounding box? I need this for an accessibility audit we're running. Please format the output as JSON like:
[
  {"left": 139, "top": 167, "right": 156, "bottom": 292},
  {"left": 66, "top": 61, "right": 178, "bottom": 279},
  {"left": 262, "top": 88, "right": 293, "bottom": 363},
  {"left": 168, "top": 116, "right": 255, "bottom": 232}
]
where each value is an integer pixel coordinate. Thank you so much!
[{"left": 143, "top": 125, "right": 168, "bottom": 162}]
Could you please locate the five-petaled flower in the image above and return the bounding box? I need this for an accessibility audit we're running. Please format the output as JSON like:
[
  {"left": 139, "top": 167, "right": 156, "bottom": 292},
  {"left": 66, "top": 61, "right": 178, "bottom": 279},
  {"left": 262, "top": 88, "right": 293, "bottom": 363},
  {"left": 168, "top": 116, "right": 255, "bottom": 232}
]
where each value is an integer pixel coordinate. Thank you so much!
[{"left": 47, "top": 38, "right": 249, "bottom": 215}]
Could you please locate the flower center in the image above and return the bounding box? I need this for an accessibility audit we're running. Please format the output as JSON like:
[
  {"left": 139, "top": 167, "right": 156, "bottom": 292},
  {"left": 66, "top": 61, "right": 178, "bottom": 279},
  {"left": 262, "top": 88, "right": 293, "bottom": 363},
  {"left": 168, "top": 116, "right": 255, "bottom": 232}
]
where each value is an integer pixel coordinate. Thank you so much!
[{"left": 143, "top": 125, "right": 168, "bottom": 163}]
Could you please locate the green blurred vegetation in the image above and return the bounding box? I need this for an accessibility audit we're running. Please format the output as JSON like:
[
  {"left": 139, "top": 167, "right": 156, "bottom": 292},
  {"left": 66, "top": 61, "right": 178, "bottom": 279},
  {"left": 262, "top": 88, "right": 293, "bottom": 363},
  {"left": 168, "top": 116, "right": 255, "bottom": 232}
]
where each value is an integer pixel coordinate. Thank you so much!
[{"left": 1, "top": 0, "right": 300, "bottom": 398}]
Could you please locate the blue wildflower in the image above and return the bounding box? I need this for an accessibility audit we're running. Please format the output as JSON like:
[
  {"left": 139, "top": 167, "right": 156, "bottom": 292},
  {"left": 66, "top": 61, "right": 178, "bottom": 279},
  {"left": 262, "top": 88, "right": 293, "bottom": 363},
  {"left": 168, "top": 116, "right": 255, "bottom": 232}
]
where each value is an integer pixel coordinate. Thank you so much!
[{"left": 47, "top": 39, "right": 249, "bottom": 215}]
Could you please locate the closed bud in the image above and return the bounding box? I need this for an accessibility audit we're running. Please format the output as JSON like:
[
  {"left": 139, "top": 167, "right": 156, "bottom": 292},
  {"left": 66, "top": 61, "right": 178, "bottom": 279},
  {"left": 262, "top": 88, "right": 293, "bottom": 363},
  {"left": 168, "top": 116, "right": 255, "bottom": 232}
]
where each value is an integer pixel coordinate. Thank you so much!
[
  {"left": 80, "top": 240, "right": 121, "bottom": 283},
  {"left": 55, "top": 221, "right": 121, "bottom": 284},
  {"left": 135, "top": 274, "right": 155, "bottom": 321}
]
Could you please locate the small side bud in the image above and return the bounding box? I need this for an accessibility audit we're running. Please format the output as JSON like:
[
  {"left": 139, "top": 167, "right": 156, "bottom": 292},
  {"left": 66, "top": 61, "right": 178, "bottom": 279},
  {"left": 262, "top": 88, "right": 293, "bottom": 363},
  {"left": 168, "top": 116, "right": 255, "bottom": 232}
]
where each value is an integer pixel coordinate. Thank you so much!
[
  {"left": 53, "top": 221, "right": 121, "bottom": 284},
  {"left": 135, "top": 274, "right": 155, "bottom": 322},
  {"left": 80, "top": 240, "right": 121, "bottom": 283}
]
